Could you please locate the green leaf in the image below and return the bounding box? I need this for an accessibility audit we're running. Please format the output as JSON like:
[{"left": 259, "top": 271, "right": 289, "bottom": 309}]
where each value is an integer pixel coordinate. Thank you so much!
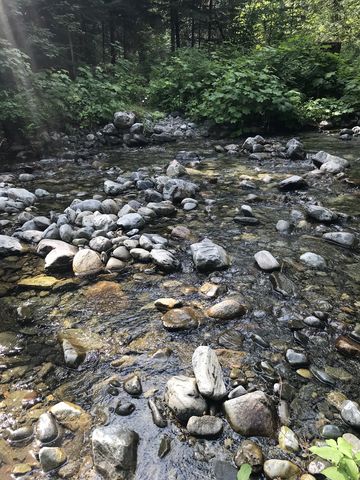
[
  {"left": 326, "top": 440, "right": 338, "bottom": 448},
  {"left": 237, "top": 463, "right": 252, "bottom": 480},
  {"left": 321, "top": 467, "right": 347, "bottom": 480},
  {"left": 337, "top": 438, "right": 355, "bottom": 459},
  {"left": 341, "top": 458, "right": 359, "bottom": 480},
  {"left": 309, "top": 446, "right": 343, "bottom": 465}
]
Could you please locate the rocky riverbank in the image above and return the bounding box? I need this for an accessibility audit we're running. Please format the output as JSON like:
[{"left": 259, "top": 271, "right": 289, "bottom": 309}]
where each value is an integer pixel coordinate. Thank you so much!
[{"left": 0, "top": 125, "right": 359, "bottom": 479}]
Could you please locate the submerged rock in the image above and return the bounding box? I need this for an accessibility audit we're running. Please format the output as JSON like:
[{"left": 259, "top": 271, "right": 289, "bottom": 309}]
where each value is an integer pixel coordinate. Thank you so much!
[
  {"left": 92, "top": 426, "right": 139, "bottom": 480},
  {"left": 192, "top": 346, "right": 226, "bottom": 401},
  {"left": 162, "top": 307, "right": 203, "bottom": 331},
  {"left": 341, "top": 400, "right": 360, "bottom": 428}
]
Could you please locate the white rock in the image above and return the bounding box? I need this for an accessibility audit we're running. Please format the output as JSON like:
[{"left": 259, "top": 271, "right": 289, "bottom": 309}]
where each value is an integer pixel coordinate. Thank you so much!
[{"left": 192, "top": 346, "right": 226, "bottom": 401}]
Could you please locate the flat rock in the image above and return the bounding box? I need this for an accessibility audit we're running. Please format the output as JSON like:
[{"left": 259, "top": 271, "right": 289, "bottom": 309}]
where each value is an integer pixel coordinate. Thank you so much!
[
  {"left": 192, "top": 346, "right": 226, "bottom": 401},
  {"left": 117, "top": 213, "right": 145, "bottom": 231},
  {"left": 234, "top": 440, "right": 264, "bottom": 471},
  {"left": 335, "top": 336, "right": 360, "bottom": 357},
  {"left": 17, "top": 275, "right": 58, "bottom": 289},
  {"left": 223, "top": 391, "right": 277, "bottom": 437},
  {"left": 164, "top": 375, "right": 207, "bottom": 423},
  {"left": 162, "top": 307, "right": 203, "bottom": 330},
  {"left": 278, "top": 175, "right": 308, "bottom": 191},
  {"left": 305, "top": 205, "right": 337, "bottom": 223},
  {"left": 323, "top": 232, "right": 356, "bottom": 248},
  {"left": 44, "top": 244, "right": 78, "bottom": 272}
]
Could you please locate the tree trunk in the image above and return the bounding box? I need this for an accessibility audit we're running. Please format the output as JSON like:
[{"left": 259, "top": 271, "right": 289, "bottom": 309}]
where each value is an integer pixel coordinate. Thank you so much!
[{"left": 109, "top": 15, "right": 116, "bottom": 64}]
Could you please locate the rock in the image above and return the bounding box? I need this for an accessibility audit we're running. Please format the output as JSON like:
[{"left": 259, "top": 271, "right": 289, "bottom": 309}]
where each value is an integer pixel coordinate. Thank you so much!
[
  {"left": 9, "top": 426, "right": 34, "bottom": 444},
  {"left": 72, "top": 249, "right": 103, "bottom": 276},
  {"left": 214, "top": 461, "right": 239, "bottom": 480},
  {"left": 112, "top": 246, "right": 131, "bottom": 261},
  {"left": 321, "top": 425, "right": 342, "bottom": 439},
  {"left": 223, "top": 391, "right": 277, "bottom": 437},
  {"left": 278, "top": 175, "right": 308, "bottom": 191},
  {"left": 164, "top": 375, "right": 207, "bottom": 423},
  {"left": 228, "top": 386, "right": 247, "bottom": 399},
  {"left": 20, "top": 173, "right": 35, "bottom": 182},
  {"left": 162, "top": 178, "right": 198, "bottom": 202},
  {"left": 264, "top": 459, "right": 301, "bottom": 479},
  {"left": 62, "top": 339, "right": 85, "bottom": 368},
  {"left": 92, "top": 426, "right": 139, "bottom": 480},
  {"left": 166, "top": 160, "right": 186, "bottom": 177},
  {"left": 234, "top": 216, "right": 259, "bottom": 225},
  {"left": 148, "top": 398, "right": 167, "bottom": 428},
  {"left": 304, "top": 315, "right": 323, "bottom": 327},
  {"left": 71, "top": 199, "right": 102, "bottom": 212},
  {"left": 343, "top": 433, "right": 360, "bottom": 453},
  {"left": 115, "top": 402, "right": 135, "bottom": 416},
  {"left": 278, "top": 426, "right": 299, "bottom": 452},
  {"left": 313, "top": 151, "right": 349, "bottom": 173},
  {"left": 154, "top": 298, "right": 183, "bottom": 312},
  {"left": 106, "top": 258, "right": 125, "bottom": 272},
  {"left": 276, "top": 220, "right": 290, "bottom": 233},
  {"left": 124, "top": 375, "right": 142, "bottom": 396},
  {"left": 305, "top": 205, "right": 337, "bottom": 223},
  {"left": 206, "top": 299, "right": 246, "bottom": 320},
  {"left": 59, "top": 224, "right": 73, "bottom": 243},
  {"left": 37, "top": 239, "right": 72, "bottom": 256},
  {"left": 39, "top": 447, "right": 67, "bottom": 472},
  {"left": 114, "top": 111, "right": 136, "bottom": 129},
  {"left": 186, "top": 415, "right": 223, "bottom": 438},
  {"left": 254, "top": 250, "right": 280, "bottom": 272},
  {"left": 17, "top": 275, "right": 58, "bottom": 289},
  {"left": 192, "top": 346, "right": 226, "bottom": 401},
  {"left": 49, "top": 402, "right": 86, "bottom": 430},
  {"left": 341, "top": 400, "right": 360, "bottom": 428},
  {"left": 150, "top": 249, "right": 180, "bottom": 272},
  {"left": 146, "top": 201, "right": 175, "bottom": 216},
  {"left": 14, "top": 229, "right": 43, "bottom": 243},
  {"left": 335, "top": 336, "right": 360, "bottom": 357},
  {"left": 7, "top": 187, "right": 36, "bottom": 206},
  {"left": 0, "top": 235, "right": 24, "bottom": 255},
  {"left": 234, "top": 440, "right": 264, "bottom": 471},
  {"left": 162, "top": 307, "right": 203, "bottom": 330},
  {"left": 199, "top": 282, "right": 225, "bottom": 298},
  {"left": 270, "top": 272, "right": 296, "bottom": 297},
  {"left": 104, "top": 180, "right": 126, "bottom": 195},
  {"left": 118, "top": 213, "right": 145, "bottom": 231},
  {"left": 130, "top": 248, "right": 151, "bottom": 262},
  {"left": 323, "top": 232, "right": 356, "bottom": 248},
  {"left": 89, "top": 236, "right": 112, "bottom": 252},
  {"left": 286, "top": 349, "right": 309, "bottom": 367},
  {"left": 300, "top": 252, "right": 326, "bottom": 269},
  {"left": 44, "top": 243, "right": 78, "bottom": 272},
  {"left": 36, "top": 413, "right": 59, "bottom": 444},
  {"left": 191, "top": 238, "right": 230, "bottom": 272},
  {"left": 286, "top": 138, "right": 306, "bottom": 160}
]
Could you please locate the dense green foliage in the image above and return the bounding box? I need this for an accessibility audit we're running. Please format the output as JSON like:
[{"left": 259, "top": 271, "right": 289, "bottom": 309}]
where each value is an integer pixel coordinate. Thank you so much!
[
  {"left": 0, "top": 0, "right": 360, "bottom": 140},
  {"left": 309, "top": 437, "right": 360, "bottom": 480}
]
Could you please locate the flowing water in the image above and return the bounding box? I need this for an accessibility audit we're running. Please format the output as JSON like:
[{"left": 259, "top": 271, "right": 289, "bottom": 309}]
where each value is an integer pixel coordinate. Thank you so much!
[{"left": 0, "top": 132, "right": 359, "bottom": 479}]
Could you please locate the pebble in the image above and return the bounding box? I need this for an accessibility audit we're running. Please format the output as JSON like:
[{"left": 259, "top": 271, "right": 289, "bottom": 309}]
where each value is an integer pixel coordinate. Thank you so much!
[
  {"left": 115, "top": 402, "right": 135, "bottom": 416},
  {"left": 286, "top": 349, "right": 309, "bottom": 367},
  {"left": 124, "top": 375, "right": 142, "bottom": 396},
  {"left": 158, "top": 435, "right": 171, "bottom": 458},
  {"left": 192, "top": 346, "right": 226, "bottom": 401},
  {"left": 321, "top": 424, "right": 342, "bottom": 439},
  {"left": 148, "top": 398, "right": 167, "bottom": 428},
  {"left": 206, "top": 298, "right": 246, "bottom": 320},
  {"left": 300, "top": 252, "right": 327, "bottom": 269},
  {"left": 264, "top": 459, "right": 301, "bottom": 479},
  {"left": 234, "top": 440, "right": 264, "bottom": 471},
  {"left": 278, "top": 426, "right": 299, "bottom": 452},
  {"left": 310, "top": 366, "right": 336, "bottom": 386},
  {"left": 303, "top": 315, "right": 323, "bottom": 327},
  {"left": 36, "top": 413, "right": 59, "bottom": 444},
  {"left": 228, "top": 385, "right": 247, "bottom": 399},
  {"left": 341, "top": 400, "right": 360, "bottom": 428}
]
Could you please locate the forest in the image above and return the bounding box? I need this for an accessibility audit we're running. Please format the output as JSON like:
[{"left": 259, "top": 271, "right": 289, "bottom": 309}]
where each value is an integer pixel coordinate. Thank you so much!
[{"left": 1, "top": 0, "right": 360, "bottom": 144}]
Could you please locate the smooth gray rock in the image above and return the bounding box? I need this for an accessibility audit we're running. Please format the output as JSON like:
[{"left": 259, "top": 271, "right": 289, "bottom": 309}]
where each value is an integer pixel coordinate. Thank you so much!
[
  {"left": 286, "top": 138, "right": 306, "bottom": 160},
  {"left": 0, "top": 235, "right": 24, "bottom": 255},
  {"left": 254, "top": 250, "right": 280, "bottom": 272},
  {"left": 187, "top": 415, "right": 223, "bottom": 437},
  {"left": 71, "top": 199, "right": 102, "bottom": 212},
  {"left": 166, "top": 160, "right": 186, "bottom": 177},
  {"left": 285, "top": 349, "right": 309, "bottom": 367},
  {"left": 223, "top": 391, "right": 277, "bottom": 437},
  {"left": 117, "top": 213, "right": 145, "bottom": 231},
  {"left": 300, "top": 252, "right": 326, "bottom": 269},
  {"left": 323, "top": 232, "right": 356, "bottom": 248},
  {"left": 164, "top": 375, "right": 207, "bottom": 423},
  {"left": 305, "top": 204, "right": 337, "bottom": 223},
  {"left": 36, "top": 413, "right": 59, "bottom": 444},
  {"left": 39, "top": 447, "right": 67, "bottom": 472},
  {"left": 114, "top": 111, "right": 136, "bottom": 129},
  {"left": 263, "top": 459, "right": 301, "bottom": 479},
  {"left": 112, "top": 246, "right": 130, "bottom": 261},
  {"left": 191, "top": 238, "right": 230, "bottom": 272},
  {"left": 92, "top": 426, "right": 139, "bottom": 480},
  {"left": 89, "top": 236, "right": 112, "bottom": 252},
  {"left": 313, "top": 151, "right": 349, "bottom": 173},
  {"left": 62, "top": 339, "right": 85, "bottom": 368},
  {"left": 59, "top": 224, "right": 74, "bottom": 243},
  {"left": 276, "top": 220, "right": 290, "bottom": 233},
  {"left": 278, "top": 175, "right": 308, "bottom": 191},
  {"left": 192, "top": 346, "right": 226, "bottom": 401},
  {"left": 150, "top": 249, "right": 180, "bottom": 272},
  {"left": 7, "top": 187, "right": 36, "bottom": 206},
  {"left": 146, "top": 201, "right": 175, "bottom": 216},
  {"left": 72, "top": 249, "right": 103, "bottom": 276},
  {"left": 162, "top": 178, "right": 198, "bottom": 202},
  {"left": 104, "top": 180, "right": 126, "bottom": 195}
]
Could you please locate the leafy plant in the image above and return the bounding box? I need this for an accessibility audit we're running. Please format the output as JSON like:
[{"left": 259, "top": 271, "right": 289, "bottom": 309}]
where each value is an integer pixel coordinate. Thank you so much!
[
  {"left": 309, "top": 436, "right": 360, "bottom": 480},
  {"left": 237, "top": 463, "right": 252, "bottom": 480}
]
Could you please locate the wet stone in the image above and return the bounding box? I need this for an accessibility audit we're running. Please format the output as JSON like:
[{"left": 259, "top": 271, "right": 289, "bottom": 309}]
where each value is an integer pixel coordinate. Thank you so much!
[
  {"left": 164, "top": 375, "right": 207, "bottom": 424},
  {"left": 9, "top": 426, "right": 33, "bottom": 444},
  {"left": 36, "top": 412, "right": 59, "bottom": 444},
  {"left": 39, "top": 447, "right": 67, "bottom": 472},
  {"left": 124, "top": 375, "right": 142, "bottom": 396},
  {"left": 254, "top": 250, "right": 280, "bottom": 272},
  {"left": 148, "top": 398, "right": 167, "bottom": 428},
  {"left": 190, "top": 238, "right": 230, "bottom": 272},
  {"left": 304, "top": 315, "right": 323, "bottom": 327},
  {"left": 310, "top": 367, "right": 336, "bottom": 386},
  {"left": 300, "top": 252, "right": 327, "bottom": 269},
  {"left": 158, "top": 436, "right": 171, "bottom": 459},
  {"left": 115, "top": 402, "right": 135, "bottom": 416},
  {"left": 154, "top": 298, "right": 182, "bottom": 312},
  {"left": 218, "top": 330, "right": 244, "bottom": 349},
  {"left": 341, "top": 400, "right": 360, "bottom": 428},
  {"left": 270, "top": 272, "right": 296, "bottom": 297},
  {"left": 264, "top": 459, "right": 301, "bottom": 479},
  {"left": 234, "top": 440, "right": 264, "bottom": 471},
  {"left": 278, "top": 426, "right": 299, "bottom": 452},
  {"left": 286, "top": 349, "right": 309, "bottom": 367},
  {"left": 192, "top": 346, "right": 226, "bottom": 401},
  {"left": 323, "top": 232, "right": 356, "bottom": 248},
  {"left": 335, "top": 336, "right": 360, "bottom": 358},
  {"left": 214, "top": 461, "right": 238, "bottom": 480},
  {"left": 206, "top": 299, "right": 246, "bottom": 320},
  {"left": 187, "top": 415, "right": 223, "bottom": 438},
  {"left": 321, "top": 424, "right": 342, "bottom": 439},
  {"left": 162, "top": 307, "right": 202, "bottom": 331}
]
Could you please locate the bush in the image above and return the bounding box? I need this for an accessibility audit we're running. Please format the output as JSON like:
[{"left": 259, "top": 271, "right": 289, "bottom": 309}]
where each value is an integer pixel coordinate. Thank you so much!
[{"left": 302, "top": 97, "right": 355, "bottom": 123}]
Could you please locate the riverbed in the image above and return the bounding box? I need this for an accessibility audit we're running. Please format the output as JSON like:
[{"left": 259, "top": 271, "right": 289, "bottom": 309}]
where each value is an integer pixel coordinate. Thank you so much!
[{"left": 0, "top": 131, "right": 359, "bottom": 479}]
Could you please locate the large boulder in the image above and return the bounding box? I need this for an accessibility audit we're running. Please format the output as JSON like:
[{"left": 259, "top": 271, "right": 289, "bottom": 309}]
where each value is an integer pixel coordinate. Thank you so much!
[
  {"left": 223, "top": 391, "right": 277, "bottom": 437},
  {"left": 92, "top": 426, "right": 139, "bottom": 480},
  {"left": 190, "top": 238, "right": 230, "bottom": 272},
  {"left": 164, "top": 375, "right": 207, "bottom": 423},
  {"left": 305, "top": 205, "right": 337, "bottom": 223},
  {"left": 192, "top": 346, "right": 226, "bottom": 401},
  {"left": 44, "top": 243, "right": 78, "bottom": 272},
  {"left": 162, "top": 178, "right": 198, "bottom": 203},
  {"left": 72, "top": 249, "right": 103, "bottom": 276},
  {"left": 150, "top": 249, "right": 180, "bottom": 272},
  {"left": 113, "top": 111, "right": 136, "bottom": 130},
  {"left": 286, "top": 138, "right": 306, "bottom": 160},
  {"left": 0, "top": 235, "right": 24, "bottom": 255}
]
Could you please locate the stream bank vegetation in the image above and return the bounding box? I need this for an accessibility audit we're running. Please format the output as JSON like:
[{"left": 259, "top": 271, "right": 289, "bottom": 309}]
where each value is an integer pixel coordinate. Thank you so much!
[{"left": 0, "top": 0, "right": 360, "bottom": 143}]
